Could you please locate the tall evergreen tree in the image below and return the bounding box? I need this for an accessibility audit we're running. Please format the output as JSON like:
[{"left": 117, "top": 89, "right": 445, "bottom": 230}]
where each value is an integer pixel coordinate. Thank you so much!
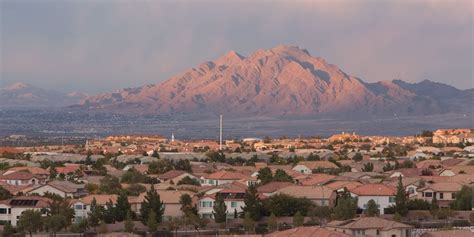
[
  {"left": 147, "top": 210, "right": 158, "bottom": 233},
  {"left": 394, "top": 176, "right": 408, "bottom": 216},
  {"left": 180, "top": 193, "right": 197, "bottom": 217},
  {"left": 103, "top": 200, "right": 116, "bottom": 224},
  {"left": 212, "top": 194, "right": 227, "bottom": 223},
  {"left": 88, "top": 197, "right": 103, "bottom": 231},
  {"left": 124, "top": 211, "right": 134, "bottom": 233},
  {"left": 240, "top": 184, "right": 263, "bottom": 221},
  {"left": 115, "top": 191, "right": 131, "bottom": 222},
  {"left": 140, "top": 185, "right": 165, "bottom": 224}
]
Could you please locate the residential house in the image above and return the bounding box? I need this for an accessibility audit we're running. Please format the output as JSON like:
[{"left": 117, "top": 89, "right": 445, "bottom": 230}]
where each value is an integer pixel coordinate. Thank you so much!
[
  {"left": 0, "top": 171, "right": 47, "bottom": 186},
  {"left": 417, "top": 182, "right": 463, "bottom": 207},
  {"left": 3, "top": 167, "right": 49, "bottom": 180},
  {"left": 158, "top": 170, "right": 199, "bottom": 185},
  {"left": 269, "top": 226, "right": 351, "bottom": 237},
  {"left": 256, "top": 182, "right": 293, "bottom": 197},
  {"left": 200, "top": 170, "right": 248, "bottom": 186},
  {"left": 292, "top": 161, "right": 338, "bottom": 174},
  {"left": 72, "top": 194, "right": 118, "bottom": 222},
  {"left": 277, "top": 185, "right": 337, "bottom": 207},
  {"left": 0, "top": 196, "right": 51, "bottom": 226},
  {"left": 349, "top": 184, "right": 396, "bottom": 214},
  {"left": 26, "top": 180, "right": 87, "bottom": 198},
  {"left": 198, "top": 189, "right": 246, "bottom": 219},
  {"left": 129, "top": 190, "right": 193, "bottom": 221},
  {"left": 327, "top": 217, "right": 413, "bottom": 237}
]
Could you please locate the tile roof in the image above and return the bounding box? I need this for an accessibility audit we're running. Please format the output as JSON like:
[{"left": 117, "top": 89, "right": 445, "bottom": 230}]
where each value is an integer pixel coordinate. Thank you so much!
[
  {"left": 0, "top": 196, "right": 52, "bottom": 208},
  {"left": 158, "top": 170, "right": 188, "bottom": 180},
  {"left": 0, "top": 171, "right": 36, "bottom": 180},
  {"left": 298, "top": 174, "right": 336, "bottom": 186},
  {"left": 78, "top": 194, "right": 118, "bottom": 205},
  {"left": 206, "top": 170, "right": 248, "bottom": 180},
  {"left": 325, "top": 180, "right": 363, "bottom": 190},
  {"left": 6, "top": 167, "right": 49, "bottom": 175},
  {"left": 269, "top": 226, "right": 351, "bottom": 237},
  {"left": 296, "top": 161, "right": 338, "bottom": 170},
  {"left": 418, "top": 182, "right": 463, "bottom": 192},
  {"left": 350, "top": 184, "right": 396, "bottom": 196},
  {"left": 421, "top": 230, "right": 474, "bottom": 237},
  {"left": 278, "top": 185, "right": 335, "bottom": 199},
  {"left": 329, "top": 217, "right": 412, "bottom": 230},
  {"left": 257, "top": 182, "right": 293, "bottom": 193}
]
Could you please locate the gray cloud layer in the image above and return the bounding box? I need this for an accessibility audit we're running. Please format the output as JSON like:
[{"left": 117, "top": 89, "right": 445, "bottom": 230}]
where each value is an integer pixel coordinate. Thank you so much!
[{"left": 1, "top": 0, "right": 473, "bottom": 93}]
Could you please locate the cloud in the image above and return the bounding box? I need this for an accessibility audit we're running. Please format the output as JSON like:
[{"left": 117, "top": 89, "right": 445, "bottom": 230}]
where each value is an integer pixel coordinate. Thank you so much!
[{"left": 1, "top": 0, "right": 472, "bottom": 93}]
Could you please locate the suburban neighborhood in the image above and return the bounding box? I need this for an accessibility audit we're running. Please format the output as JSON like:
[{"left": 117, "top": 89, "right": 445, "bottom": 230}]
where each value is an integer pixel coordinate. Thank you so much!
[{"left": 0, "top": 128, "right": 472, "bottom": 236}]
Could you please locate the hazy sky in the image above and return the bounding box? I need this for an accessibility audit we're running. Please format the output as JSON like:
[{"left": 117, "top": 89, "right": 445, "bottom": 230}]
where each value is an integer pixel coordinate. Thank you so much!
[{"left": 1, "top": 0, "right": 473, "bottom": 93}]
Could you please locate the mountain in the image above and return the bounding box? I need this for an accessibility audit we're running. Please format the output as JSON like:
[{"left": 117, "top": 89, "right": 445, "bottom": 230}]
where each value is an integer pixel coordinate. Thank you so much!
[
  {"left": 0, "top": 82, "right": 87, "bottom": 108},
  {"left": 77, "top": 45, "right": 472, "bottom": 118}
]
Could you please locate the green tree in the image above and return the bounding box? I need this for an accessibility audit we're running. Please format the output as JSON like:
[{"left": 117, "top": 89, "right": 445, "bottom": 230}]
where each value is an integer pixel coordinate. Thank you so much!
[
  {"left": 365, "top": 199, "right": 379, "bottom": 216},
  {"left": 180, "top": 193, "right": 197, "bottom": 217},
  {"left": 362, "top": 162, "right": 374, "bottom": 172},
  {"left": 257, "top": 167, "right": 273, "bottom": 184},
  {"left": 293, "top": 211, "right": 304, "bottom": 227},
  {"left": 115, "top": 191, "right": 131, "bottom": 222},
  {"left": 273, "top": 169, "right": 293, "bottom": 182},
  {"left": 99, "top": 175, "right": 122, "bottom": 194},
  {"left": 151, "top": 150, "right": 159, "bottom": 158},
  {"left": 353, "top": 152, "right": 363, "bottom": 161},
  {"left": 333, "top": 191, "right": 358, "bottom": 220},
  {"left": 44, "top": 214, "right": 66, "bottom": 237},
  {"left": 177, "top": 176, "right": 201, "bottom": 186},
  {"left": 2, "top": 222, "right": 14, "bottom": 237},
  {"left": 0, "top": 186, "right": 12, "bottom": 200},
  {"left": 264, "top": 194, "right": 315, "bottom": 216},
  {"left": 430, "top": 195, "right": 439, "bottom": 216},
  {"left": 268, "top": 213, "right": 278, "bottom": 233},
  {"left": 103, "top": 200, "right": 116, "bottom": 223},
  {"left": 49, "top": 166, "right": 58, "bottom": 179},
  {"left": 243, "top": 212, "right": 255, "bottom": 234},
  {"left": 18, "top": 210, "right": 43, "bottom": 237},
  {"left": 48, "top": 199, "right": 74, "bottom": 231},
  {"left": 450, "top": 185, "right": 473, "bottom": 210},
  {"left": 241, "top": 184, "right": 263, "bottom": 221},
  {"left": 394, "top": 176, "right": 408, "bottom": 216},
  {"left": 124, "top": 211, "right": 134, "bottom": 233},
  {"left": 88, "top": 197, "right": 103, "bottom": 231},
  {"left": 147, "top": 210, "right": 158, "bottom": 233},
  {"left": 71, "top": 219, "right": 89, "bottom": 233},
  {"left": 306, "top": 153, "right": 320, "bottom": 161},
  {"left": 212, "top": 194, "right": 227, "bottom": 224},
  {"left": 140, "top": 185, "right": 165, "bottom": 224}
]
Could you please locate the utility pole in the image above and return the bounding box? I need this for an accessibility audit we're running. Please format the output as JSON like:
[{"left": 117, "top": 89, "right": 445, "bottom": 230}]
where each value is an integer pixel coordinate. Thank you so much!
[{"left": 219, "top": 115, "right": 223, "bottom": 151}]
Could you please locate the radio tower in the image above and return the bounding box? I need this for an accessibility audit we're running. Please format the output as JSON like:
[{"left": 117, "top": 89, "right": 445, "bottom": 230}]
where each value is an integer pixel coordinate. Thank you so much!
[{"left": 219, "top": 115, "right": 223, "bottom": 151}]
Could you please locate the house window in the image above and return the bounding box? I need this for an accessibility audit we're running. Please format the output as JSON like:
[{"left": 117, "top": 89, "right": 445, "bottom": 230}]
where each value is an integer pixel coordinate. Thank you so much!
[
  {"left": 425, "top": 192, "right": 432, "bottom": 197},
  {"left": 376, "top": 230, "right": 380, "bottom": 235},
  {"left": 75, "top": 205, "right": 83, "bottom": 210},
  {"left": 439, "top": 193, "right": 444, "bottom": 200},
  {"left": 408, "top": 187, "right": 415, "bottom": 194},
  {"left": 231, "top": 202, "right": 237, "bottom": 208},
  {"left": 0, "top": 208, "right": 7, "bottom": 214},
  {"left": 202, "top": 201, "right": 213, "bottom": 207},
  {"left": 389, "top": 197, "right": 396, "bottom": 203},
  {"left": 452, "top": 193, "right": 456, "bottom": 199}
]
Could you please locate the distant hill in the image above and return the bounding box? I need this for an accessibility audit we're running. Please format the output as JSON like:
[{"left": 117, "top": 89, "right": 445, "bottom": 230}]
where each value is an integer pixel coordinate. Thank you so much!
[
  {"left": 0, "top": 82, "right": 87, "bottom": 108},
  {"left": 76, "top": 45, "right": 472, "bottom": 118}
]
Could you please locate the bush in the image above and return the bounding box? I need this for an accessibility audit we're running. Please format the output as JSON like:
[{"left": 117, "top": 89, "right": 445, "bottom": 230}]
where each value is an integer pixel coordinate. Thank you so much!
[
  {"left": 407, "top": 199, "right": 431, "bottom": 210},
  {"left": 452, "top": 219, "right": 470, "bottom": 227}
]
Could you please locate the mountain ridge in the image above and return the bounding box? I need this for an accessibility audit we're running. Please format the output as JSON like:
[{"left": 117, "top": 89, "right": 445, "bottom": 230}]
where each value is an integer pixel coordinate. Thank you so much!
[{"left": 76, "top": 45, "right": 472, "bottom": 118}]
